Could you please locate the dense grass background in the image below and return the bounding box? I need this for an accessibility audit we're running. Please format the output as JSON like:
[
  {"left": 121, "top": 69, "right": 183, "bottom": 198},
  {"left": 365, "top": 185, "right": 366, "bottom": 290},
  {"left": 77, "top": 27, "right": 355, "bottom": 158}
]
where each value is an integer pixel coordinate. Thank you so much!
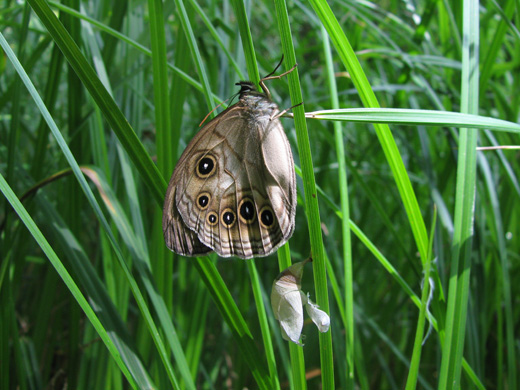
[{"left": 1, "top": 0, "right": 520, "bottom": 389}]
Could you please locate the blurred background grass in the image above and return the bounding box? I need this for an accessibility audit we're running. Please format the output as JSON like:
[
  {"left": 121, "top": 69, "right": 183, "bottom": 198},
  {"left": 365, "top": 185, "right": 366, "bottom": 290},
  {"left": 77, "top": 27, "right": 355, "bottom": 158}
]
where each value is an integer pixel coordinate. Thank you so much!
[{"left": 1, "top": 0, "right": 519, "bottom": 389}]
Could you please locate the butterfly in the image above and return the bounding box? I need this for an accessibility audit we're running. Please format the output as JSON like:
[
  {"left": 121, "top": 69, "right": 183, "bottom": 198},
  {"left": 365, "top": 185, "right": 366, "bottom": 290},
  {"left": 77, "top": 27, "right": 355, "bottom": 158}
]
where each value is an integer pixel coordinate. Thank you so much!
[{"left": 163, "top": 61, "right": 297, "bottom": 259}]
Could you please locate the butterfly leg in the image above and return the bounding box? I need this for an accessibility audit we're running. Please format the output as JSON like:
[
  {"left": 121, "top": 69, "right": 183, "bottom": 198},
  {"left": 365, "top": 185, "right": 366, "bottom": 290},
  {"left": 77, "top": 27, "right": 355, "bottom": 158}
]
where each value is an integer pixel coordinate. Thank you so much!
[{"left": 272, "top": 101, "right": 303, "bottom": 120}]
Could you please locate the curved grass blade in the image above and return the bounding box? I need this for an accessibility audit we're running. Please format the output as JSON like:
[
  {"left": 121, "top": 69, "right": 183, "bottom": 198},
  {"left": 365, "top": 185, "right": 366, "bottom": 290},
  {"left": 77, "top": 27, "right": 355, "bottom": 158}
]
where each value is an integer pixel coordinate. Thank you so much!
[
  {"left": 0, "top": 31, "right": 181, "bottom": 389},
  {"left": 0, "top": 173, "right": 140, "bottom": 389},
  {"left": 306, "top": 108, "right": 520, "bottom": 133},
  {"left": 308, "top": 0, "right": 429, "bottom": 266},
  {"left": 26, "top": 0, "right": 165, "bottom": 205}
]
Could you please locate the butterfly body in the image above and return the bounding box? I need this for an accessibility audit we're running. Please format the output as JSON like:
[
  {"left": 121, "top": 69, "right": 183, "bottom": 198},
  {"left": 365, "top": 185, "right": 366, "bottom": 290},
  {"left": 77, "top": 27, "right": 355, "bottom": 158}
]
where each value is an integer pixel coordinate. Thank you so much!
[{"left": 163, "top": 81, "right": 296, "bottom": 259}]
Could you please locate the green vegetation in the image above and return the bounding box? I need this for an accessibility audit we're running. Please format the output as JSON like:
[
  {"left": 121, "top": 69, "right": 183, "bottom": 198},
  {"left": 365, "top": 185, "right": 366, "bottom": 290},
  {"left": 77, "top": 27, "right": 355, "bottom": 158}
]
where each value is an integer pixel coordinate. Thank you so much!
[{"left": 1, "top": 0, "right": 519, "bottom": 389}]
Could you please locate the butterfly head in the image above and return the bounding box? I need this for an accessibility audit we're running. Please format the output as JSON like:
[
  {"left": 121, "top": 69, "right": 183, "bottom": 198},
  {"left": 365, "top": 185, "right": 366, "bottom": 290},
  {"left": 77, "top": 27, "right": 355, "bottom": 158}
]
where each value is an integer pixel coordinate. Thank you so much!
[{"left": 236, "top": 81, "right": 264, "bottom": 97}]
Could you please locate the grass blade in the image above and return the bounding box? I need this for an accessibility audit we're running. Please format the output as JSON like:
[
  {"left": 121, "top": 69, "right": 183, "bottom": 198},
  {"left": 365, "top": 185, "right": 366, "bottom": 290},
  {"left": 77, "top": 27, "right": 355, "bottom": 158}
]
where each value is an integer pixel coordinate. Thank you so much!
[
  {"left": 321, "top": 25, "right": 354, "bottom": 389},
  {"left": 307, "top": 0, "right": 429, "bottom": 268},
  {"left": 274, "top": 1, "right": 334, "bottom": 388},
  {"left": 438, "top": 0, "right": 480, "bottom": 387},
  {"left": 0, "top": 173, "right": 139, "bottom": 389}
]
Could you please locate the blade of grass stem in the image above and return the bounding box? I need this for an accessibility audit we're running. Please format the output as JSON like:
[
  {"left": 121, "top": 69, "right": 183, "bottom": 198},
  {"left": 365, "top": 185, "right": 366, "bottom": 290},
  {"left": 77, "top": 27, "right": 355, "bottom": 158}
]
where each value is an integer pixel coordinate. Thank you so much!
[
  {"left": 173, "top": 0, "right": 215, "bottom": 113},
  {"left": 305, "top": 108, "right": 520, "bottom": 133},
  {"left": 406, "top": 208, "right": 437, "bottom": 389},
  {"left": 147, "top": 1, "right": 175, "bottom": 365},
  {"left": 0, "top": 32, "right": 181, "bottom": 389},
  {"left": 230, "top": 0, "right": 260, "bottom": 84},
  {"left": 308, "top": 0, "right": 429, "bottom": 266},
  {"left": 247, "top": 261, "right": 280, "bottom": 390},
  {"left": 438, "top": 0, "right": 479, "bottom": 387},
  {"left": 26, "top": 0, "right": 165, "bottom": 204},
  {"left": 0, "top": 173, "right": 139, "bottom": 389},
  {"left": 193, "top": 257, "right": 272, "bottom": 389},
  {"left": 188, "top": 0, "right": 244, "bottom": 80},
  {"left": 274, "top": 1, "right": 334, "bottom": 389},
  {"left": 148, "top": 0, "right": 172, "bottom": 177},
  {"left": 321, "top": 25, "right": 354, "bottom": 389},
  {"left": 479, "top": 0, "right": 517, "bottom": 98},
  {"left": 477, "top": 153, "right": 516, "bottom": 388}
]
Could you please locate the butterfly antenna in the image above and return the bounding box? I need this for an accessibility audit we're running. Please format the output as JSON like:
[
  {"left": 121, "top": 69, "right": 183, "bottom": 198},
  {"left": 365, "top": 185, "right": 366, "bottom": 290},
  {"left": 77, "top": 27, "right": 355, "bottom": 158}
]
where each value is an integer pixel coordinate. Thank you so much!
[
  {"left": 259, "top": 56, "right": 298, "bottom": 98},
  {"left": 199, "top": 97, "right": 231, "bottom": 127},
  {"left": 263, "top": 55, "right": 285, "bottom": 79}
]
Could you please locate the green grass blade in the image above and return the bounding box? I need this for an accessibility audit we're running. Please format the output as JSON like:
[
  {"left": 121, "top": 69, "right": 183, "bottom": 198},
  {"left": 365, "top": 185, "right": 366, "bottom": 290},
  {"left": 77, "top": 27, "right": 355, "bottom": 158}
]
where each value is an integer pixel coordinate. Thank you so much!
[
  {"left": 147, "top": 2, "right": 175, "bottom": 374},
  {"left": 438, "top": 0, "right": 480, "bottom": 387},
  {"left": 26, "top": 0, "right": 165, "bottom": 204},
  {"left": 148, "top": 0, "right": 172, "bottom": 177},
  {"left": 173, "top": 0, "right": 215, "bottom": 112},
  {"left": 306, "top": 108, "right": 520, "bottom": 133},
  {"left": 321, "top": 25, "right": 354, "bottom": 389},
  {"left": 478, "top": 153, "right": 517, "bottom": 388},
  {"left": 0, "top": 31, "right": 181, "bottom": 389},
  {"left": 247, "top": 261, "right": 280, "bottom": 390},
  {"left": 193, "top": 257, "right": 272, "bottom": 389},
  {"left": 230, "top": 0, "right": 260, "bottom": 84},
  {"left": 0, "top": 173, "right": 139, "bottom": 389},
  {"left": 274, "top": 1, "right": 334, "bottom": 389},
  {"left": 406, "top": 208, "right": 437, "bottom": 389},
  {"left": 187, "top": 0, "right": 245, "bottom": 80},
  {"left": 308, "top": 0, "right": 429, "bottom": 265}
]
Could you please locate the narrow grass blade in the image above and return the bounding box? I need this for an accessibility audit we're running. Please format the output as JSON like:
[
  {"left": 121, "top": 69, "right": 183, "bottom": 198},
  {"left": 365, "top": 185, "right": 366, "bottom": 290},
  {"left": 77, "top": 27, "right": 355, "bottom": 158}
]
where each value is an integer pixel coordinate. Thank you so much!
[
  {"left": 306, "top": 108, "right": 520, "bottom": 133},
  {"left": 173, "top": 0, "right": 215, "bottom": 112},
  {"left": 247, "top": 261, "right": 280, "bottom": 390},
  {"left": 308, "top": 0, "right": 429, "bottom": 266},
  {"left": 274, "top": 1, "right": 334, "bottom": 389},
  {"left": 26, "top": 0, "right": 165, "bottom": 204},
  {"left": 193, "top": 257, "right": 272, "bottom": 389},
  {"left": 0, "top": 173, "right": 139, "bottom": 389},
  {"left": 438, "top": 0, "right": 480, "bottom": 387},
  {"left": 321, "top": 25, "right": 354, "bottom": 389},
  {"left": 406, "top": 208, "right": 437, "bottom": 389},
  {"left": 0, "top": 31, "right": 181, "bottom": 389},
  {"left": 230, "top": 0, "right": 259, "bottom": 83},
  {"left": 478, "top": 153, "right": 517, "bottom": 389}
]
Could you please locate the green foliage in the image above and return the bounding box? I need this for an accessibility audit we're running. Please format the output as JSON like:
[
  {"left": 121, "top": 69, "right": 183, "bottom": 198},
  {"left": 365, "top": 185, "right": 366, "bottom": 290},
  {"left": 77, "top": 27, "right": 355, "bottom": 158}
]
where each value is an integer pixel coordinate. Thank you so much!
[{"left": 1, "top": 0, "right": 519, "bottom": 389}]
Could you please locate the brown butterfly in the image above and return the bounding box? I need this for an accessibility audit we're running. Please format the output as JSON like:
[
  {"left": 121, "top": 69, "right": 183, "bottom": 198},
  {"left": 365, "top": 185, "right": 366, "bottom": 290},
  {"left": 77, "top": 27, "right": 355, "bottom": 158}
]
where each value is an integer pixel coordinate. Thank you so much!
[{"left": 163, "top": 61, "right": 297, "bottom": 259}]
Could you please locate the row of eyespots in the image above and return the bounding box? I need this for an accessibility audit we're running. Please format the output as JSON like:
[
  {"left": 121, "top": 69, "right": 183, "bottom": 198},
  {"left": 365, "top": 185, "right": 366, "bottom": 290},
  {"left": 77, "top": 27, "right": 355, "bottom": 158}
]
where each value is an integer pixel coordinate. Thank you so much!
[
  {"left": 195, "top": 155, "right": 275, "bottom": 228},
  {"left": 196, "top": 192, "right": 275, "bottom": 229}
]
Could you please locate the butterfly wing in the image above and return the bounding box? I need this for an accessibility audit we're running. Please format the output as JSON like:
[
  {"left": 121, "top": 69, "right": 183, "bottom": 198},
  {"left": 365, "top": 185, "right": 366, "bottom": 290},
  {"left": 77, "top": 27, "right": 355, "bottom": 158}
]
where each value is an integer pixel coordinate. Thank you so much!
[
  {"left": 162, "top": 109, "right": 232, "bottom": 256},
  {"left": 163, "top": 182, "right": 212, "bottom": 256},
  {"left": 163, "top": 102, "right": 296, "bottom": 258}
]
